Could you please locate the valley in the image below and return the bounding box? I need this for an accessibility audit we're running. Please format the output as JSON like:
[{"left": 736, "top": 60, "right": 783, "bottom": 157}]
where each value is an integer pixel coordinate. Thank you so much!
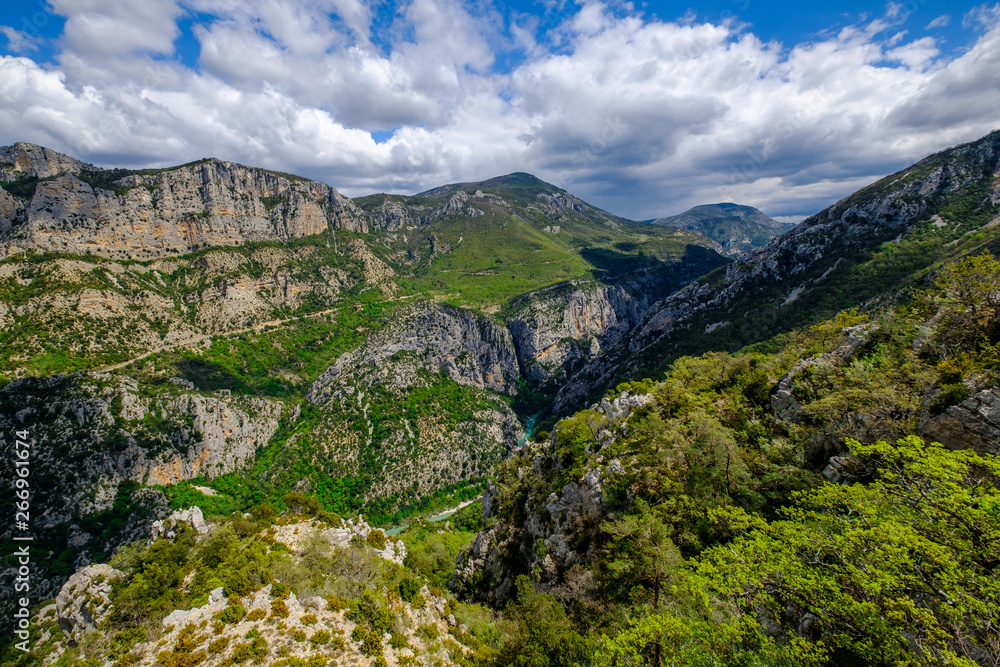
[{"left": 1, "top": 130, "right": 999, "bottom": 667}]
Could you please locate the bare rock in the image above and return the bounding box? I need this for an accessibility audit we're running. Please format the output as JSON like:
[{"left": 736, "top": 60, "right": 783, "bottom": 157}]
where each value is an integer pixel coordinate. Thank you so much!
[
  {"left": 55, "top": 564, "right": 121, "bottom": 645},
  {"left": 921, "top": 387, "right": 1000, "bottom": 456}
]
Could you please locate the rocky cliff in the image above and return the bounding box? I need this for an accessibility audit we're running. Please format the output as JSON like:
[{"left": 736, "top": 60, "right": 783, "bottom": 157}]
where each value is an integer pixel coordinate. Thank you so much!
[
  {"left": 552, "top": 130, "right": 1000, "bottom": 413},
  {"left": 0, "top": 372, "right": 283, "bottom": 533},
  {"left": 310, "top": 301, "right": 520, "bottom": 401},
  {"left": 0, "top": 144, "right": 368, "bottom": 259}
]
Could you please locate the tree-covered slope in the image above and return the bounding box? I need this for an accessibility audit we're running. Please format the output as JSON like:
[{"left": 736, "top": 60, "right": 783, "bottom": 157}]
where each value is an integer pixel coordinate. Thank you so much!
[
  {"left": 553, "top": 129, "right": 1000, "bottom": 414},
  {"left": 452, "top": 251, "right": 1000, "bottom": 666}
]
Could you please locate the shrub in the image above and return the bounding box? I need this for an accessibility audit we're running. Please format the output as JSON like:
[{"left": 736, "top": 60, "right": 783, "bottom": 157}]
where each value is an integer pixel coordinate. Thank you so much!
[
  {"left": 215, "top": 603, "right": 247, "bottom": 625},
  {"left": 345, "top": 591, "right": 391, "bottom": 635},
  {"left": 415, "top": 623, "right": 440, "bottom": 642},
  {"left": 271, "top": 599, "right": 289, "bottom": 618},
  {"left": 397, "top": 578, "right": 421, "bottom": 604},
  {"left": 208, "top": 637, "right": 230, "bottom": 653},
  {"left": 246, "top": 609, "right": 266, "bottom": 622},
  {"left": 300, "top": 613, "right": 317, "bottom": 625},
  {"left": 350, "top": 626, "right": 383, "bottom": 658},
  {"left": 309, "top": 629, "right": 331, "bottom": 645},
  {"left": 325, "top": 595, "right": 348, "bottom": 611},
  {"left": 365, "top": 530, "right": 387, "bottom": 550},
  {"left": 229, "top": 636, "right": 268, "bottom": 664}
]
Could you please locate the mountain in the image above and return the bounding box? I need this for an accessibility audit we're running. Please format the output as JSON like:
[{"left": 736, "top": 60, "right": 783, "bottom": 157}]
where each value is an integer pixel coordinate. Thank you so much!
[
  {"left": 0, "top": 148, "right": 729, "bottom": 623},
  {"left": 650, "top": 202, "right": 795, "bottom": 255},
  {"left": 552, "top": 129, "right": 1000, "bottom": 413}
]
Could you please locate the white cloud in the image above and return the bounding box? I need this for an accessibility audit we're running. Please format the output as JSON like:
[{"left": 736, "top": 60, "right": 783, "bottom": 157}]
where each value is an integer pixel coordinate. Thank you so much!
[
  {"left": 0, "top": 26, "right": 40, "bottom": 54},
  {"left": 926, "top": 15, "right": 950, "bottom": 29},
  {"left": 0, "top": 0, "right": 998, "bottom": 220}
]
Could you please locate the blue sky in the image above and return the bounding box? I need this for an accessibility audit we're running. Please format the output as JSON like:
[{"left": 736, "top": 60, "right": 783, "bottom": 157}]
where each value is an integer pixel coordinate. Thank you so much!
[{"left": 0, "top": 0, "right": 998, "bottom": 221}]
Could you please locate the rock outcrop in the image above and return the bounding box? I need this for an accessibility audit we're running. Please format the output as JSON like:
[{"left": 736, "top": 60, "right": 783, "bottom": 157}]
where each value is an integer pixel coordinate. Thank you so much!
[
  {"left": 453, "top": 391, "right": 647, "bottom": 604},
  {"left": 921, "top": 387, "right": 1000, "bottom": 456},
  {"left": 55, "top": 564, "right": 121, "bottom": 645},
  {"left": 0, "top": 144, "right": 367, "bottom": 259}
]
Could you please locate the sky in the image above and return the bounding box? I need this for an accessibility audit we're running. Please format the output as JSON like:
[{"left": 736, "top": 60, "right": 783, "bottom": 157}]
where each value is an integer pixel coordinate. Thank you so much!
[{"left": 0, "top": 1, "right": 998, "bottom": 222}]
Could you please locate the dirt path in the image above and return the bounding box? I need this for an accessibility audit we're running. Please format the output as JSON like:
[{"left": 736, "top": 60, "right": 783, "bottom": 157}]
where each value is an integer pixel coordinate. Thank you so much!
[{"left": 95, "top": 307, "right": 341, "bottom": 373}]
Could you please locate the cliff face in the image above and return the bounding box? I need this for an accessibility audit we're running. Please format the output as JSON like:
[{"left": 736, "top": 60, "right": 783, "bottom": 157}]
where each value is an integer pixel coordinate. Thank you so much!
[
  {"left": 0, "top": 145, "right": 368, "bottom": 259},
  {"left": 0, "top": 373, "right": 283, "bottom": 528},
  {"left": 552, "top": 130, "right": 1000, "bottom": 413},
  {"left": 0, "top": 142, "right": 93, "bottom": 179},
  {"left": 310, "top": 301, "right": 520, "bottom": 401},
  {"left": 506, "top": 280, "right": 660, "bottom": 384},
  {"left": 297, "top": 301, "right": 522, "bottom": 503}
]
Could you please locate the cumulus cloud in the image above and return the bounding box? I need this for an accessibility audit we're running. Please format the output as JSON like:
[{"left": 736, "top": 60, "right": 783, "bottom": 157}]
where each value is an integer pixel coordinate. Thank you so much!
[{"left": 0, "top": 0, "right": 998, "bottom": 220}]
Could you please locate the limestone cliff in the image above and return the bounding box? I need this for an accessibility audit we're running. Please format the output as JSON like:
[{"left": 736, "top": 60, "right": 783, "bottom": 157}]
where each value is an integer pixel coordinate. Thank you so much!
[
  {"left": 0, "top": 144, "right": 367, "bottom": 259},
  {"left": 295, "top": 301, "right": 521, "bottom": 504},
  {"left": 553, "top": 130, "right": 1000, "bottom": 412},
  {"left": 0, "top": 373, "right": 283, "bottom": 529},
  {"left": 310, "top": 301, "right": 519, "bottom": 401}
]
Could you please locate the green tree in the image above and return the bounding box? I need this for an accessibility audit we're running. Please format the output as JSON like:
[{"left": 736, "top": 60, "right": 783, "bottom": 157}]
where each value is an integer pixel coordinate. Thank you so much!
[
  {"left": 933, "top": 251, "right": 1000, "bottom": 353},
  {"left": 600, "top": 500, "right": 682, "bottom": 609},
  {"left": 699, "top": 436, "right": 1000, "bottom": 666},
  {"left": 495, "top": 576, "right": 592, "bottom": 667}
]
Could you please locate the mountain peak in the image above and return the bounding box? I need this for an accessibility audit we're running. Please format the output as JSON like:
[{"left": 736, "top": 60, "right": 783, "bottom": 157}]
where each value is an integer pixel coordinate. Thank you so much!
[
  {"left": 651, "top": 202, "right": 793, "bottom": 255},
  {"left": 0, "top": 142, "right": 96, "bottom": 179},
  {"left": 416, "top": 172, "right": 563, "bottom": 199}
]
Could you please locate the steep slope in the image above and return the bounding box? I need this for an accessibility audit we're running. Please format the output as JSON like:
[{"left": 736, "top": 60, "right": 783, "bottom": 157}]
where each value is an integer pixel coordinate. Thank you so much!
[
  {"left": 651, "top": 202, "right": 794, "bottom": 255},
  {"left": 0, "top": 143, "right": 367, "bottom": 259},
  {"left": 453, "top": 252, "right": 1000, "bottom": 664},
  {"left": 553, "top": 129, "right": 1000, "bottom": 413}
]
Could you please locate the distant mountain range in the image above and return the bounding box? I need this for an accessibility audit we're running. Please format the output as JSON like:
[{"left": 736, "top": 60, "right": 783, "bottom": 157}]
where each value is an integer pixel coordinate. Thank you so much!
[{"left": 651, "top": 202, "right": 796, "bottom": 256}]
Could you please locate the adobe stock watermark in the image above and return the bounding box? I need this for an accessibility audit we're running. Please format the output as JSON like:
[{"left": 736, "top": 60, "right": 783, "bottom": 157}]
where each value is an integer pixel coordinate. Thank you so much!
[{"left": 10, "top": 427, "right": 33, "bottom": 652}]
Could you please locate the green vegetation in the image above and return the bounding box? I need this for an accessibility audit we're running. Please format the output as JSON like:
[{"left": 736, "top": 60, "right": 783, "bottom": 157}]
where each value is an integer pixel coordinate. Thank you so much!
[{"left": 462, "top": 251, "right": 1000, "bottom": 666}]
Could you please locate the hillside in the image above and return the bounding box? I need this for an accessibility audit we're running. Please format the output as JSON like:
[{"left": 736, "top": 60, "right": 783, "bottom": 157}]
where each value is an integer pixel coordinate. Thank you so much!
[
  {"left": 452, "top": 250, "right": 1000, "bottom": 665},
  {"left": 2, "top": 132, "right": 1000, "bottom": 667},
  {"left": 651, "top": 202, "right": 795, "bottom": 256},
  {"left": 552, "top": 129, "right": 1000, "bottom": 414}
]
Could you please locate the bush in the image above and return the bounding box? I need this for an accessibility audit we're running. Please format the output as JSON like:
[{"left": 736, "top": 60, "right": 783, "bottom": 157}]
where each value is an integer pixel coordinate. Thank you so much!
[
  {"left": 246, "top": 609, "right": 266, "bottom": 622},
  {"left": 345, "top": 591, "right": 392, "bottom": 636},
  {"left": 309, "top": 629, "right": 331, "bottom": 645},
  {"left": 350, "top": 626, "right": 383, "bottom": 658},
  {"left": 270, "top": 599, "right": 289, "bottom": 618},
  {"left": 415, "top": 623, "right": 439, "bottom": 642},
  {"left": 397, "top": 578, "right": 421, "bottom": 603},
  {"left": 365, "top": 530, "right": 387, "bottom": 550},
  {"left": 215, "top": 603, "right": 246, "bottom": 625}
]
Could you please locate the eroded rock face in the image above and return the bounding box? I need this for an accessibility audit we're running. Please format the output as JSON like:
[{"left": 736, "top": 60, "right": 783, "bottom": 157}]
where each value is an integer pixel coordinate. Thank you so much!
[
  {"left": 507, "top": 282, "right": 646, "bottom": 383},
  {"left": 0, "top": 144, "right": 367, "bottom": 259},
  {"left": 553, "top": 130, "right": 1000, "bottom": 412},
  {"left": 55, "top": 564, "right": 122, "bottom": 645},
  {"left": 0, "top": 374, "right": 283, "bottom": 527},
  {"left": 310, "top": 301, "right": 519, "bottom": 401},
  {"left": 0, "top": 142, "right": 93, "bottom": 179},
  {"left": 921, "top": 387, "right": 1000, "bottom": 456}
]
